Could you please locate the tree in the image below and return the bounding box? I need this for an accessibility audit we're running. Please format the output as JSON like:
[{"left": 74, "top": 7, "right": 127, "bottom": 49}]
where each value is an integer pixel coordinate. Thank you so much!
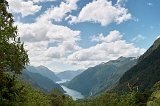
[{"left": 0, "top": 0, "right": 29, "bottom": 105}]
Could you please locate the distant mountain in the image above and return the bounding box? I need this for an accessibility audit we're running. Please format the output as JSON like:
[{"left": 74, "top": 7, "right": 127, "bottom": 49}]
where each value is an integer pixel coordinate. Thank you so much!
[
  {"left": 21, "top": 70, "right": 43, "bottom": 91},
  {"left": 66, "top": 57, "right": 137, "bottom": 96},
  {"left": 56, "top": 70, "right": 84, "bottom": 80},
  {"left": 22, "top": 70, "right": 64, "bottom": 93},
  {"left": 26, "top": 65, "right": 60, "bottom": 82},
  {"left": 116, "top": 37, "right": 160, "bottom": 92}
]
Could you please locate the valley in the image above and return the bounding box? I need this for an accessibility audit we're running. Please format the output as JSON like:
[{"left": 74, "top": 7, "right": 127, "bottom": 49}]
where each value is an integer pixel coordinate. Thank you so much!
[{"left": 1, "top": 0, "right": 160, "bottom": 105}]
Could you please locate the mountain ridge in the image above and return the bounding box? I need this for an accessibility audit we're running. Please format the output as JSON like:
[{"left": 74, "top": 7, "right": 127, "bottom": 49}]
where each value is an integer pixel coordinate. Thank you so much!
[
  {"left": 65, "top": 57, "right": 137, "bottom": 96},
  {"left": 56, "top": 69, "right": 84, "bottom": 80},
  {"left": 116, "top": 38, "right": 160, "bottom": 92},
  {"left": 26, "top": 65, "right": 61, "bottom": 82},
  {"left": 22, "top": 70, "right": 64, "bottom": 93}
]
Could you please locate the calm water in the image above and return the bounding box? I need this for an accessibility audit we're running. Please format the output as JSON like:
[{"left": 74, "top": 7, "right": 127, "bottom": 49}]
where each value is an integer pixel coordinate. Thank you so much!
[{"left": 56, "top": 79, "right": 84, "bottom": 100}]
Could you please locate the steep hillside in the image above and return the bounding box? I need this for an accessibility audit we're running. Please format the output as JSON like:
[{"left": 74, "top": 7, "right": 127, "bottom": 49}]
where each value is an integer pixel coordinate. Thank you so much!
[
  {"left": 56, "top": 70, "right": 84, "bottom": 80},
  {"left": 117, "top": 38, "right": 160, "bottom": 92},
  {"left": 22, "top": 71, "right": 64, "bottom": 93},
  {"left": 26, "top": 65, "right": 60, "bottom": 82},
  {"left": 66, "top": 57, "right": 137, "bottom": 96},
  {"left": 21, "top": 71, "right": 44, "bottom": 91}
]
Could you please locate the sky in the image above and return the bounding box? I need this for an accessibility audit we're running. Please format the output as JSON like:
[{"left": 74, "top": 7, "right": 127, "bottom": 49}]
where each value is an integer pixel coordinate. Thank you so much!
[{"left": 7, "top": 0, "right": 160, "bottom": 72}]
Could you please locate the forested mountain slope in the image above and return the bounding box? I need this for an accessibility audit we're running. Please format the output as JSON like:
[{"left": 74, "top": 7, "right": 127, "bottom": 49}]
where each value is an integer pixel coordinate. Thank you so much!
[
  {"left": 66, "top": 57, "right": 137, "bottom": 96},
  {"left": 116, "top": 38, "right": 160, "bottom": 92}
]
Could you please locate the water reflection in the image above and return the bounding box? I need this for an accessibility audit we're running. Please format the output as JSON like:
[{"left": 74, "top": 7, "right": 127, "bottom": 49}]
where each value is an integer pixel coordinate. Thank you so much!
[{"left": 57, "top": 79, "right": 84, "bottom": 100}]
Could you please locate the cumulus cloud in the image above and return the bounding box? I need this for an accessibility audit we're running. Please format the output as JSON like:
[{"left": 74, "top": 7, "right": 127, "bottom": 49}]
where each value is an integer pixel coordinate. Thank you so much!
[
  {"left": 11, "top": 0, "right": 145, "bottom": 71},
  {"left": 16, "top": 18, "right": 81, "bottom": 68},
  {"left": 25, "top": 40, "right": 81, "bottom": 71},
  {"left": 43, "top": 41, "right": 81, "bottom": 59},
  {"left": 67, "top": 30, "right": 145, "bottom": 68},
  {"left": 37, "top": 0, "right": 79, "bottom": 22},
  {"left": 91, "top": 30, "right": 123, "bottom": 43},
  {"left": 7, "top": 0, "right": 42, "bottom": 17},
  {"left": 11, "top": 0, "right": 82, "bottom": 71},
  {"left": 16, "top": 20, "right": 80, "bottom": 43},
  {"left": 66, "top": 0, "right": 131, "bottom": 26},
  {"left": 24, "top": 41, "right": 51, "bottom": 65}
]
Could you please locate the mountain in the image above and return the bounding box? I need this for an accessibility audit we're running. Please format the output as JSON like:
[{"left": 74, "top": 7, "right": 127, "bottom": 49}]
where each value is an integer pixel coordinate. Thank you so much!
[
  {"left": 65, "top": 57, "right": 137, "bottom": 96},
  {"left": 56, "top": 70, "right": 84, "bottom": 80},
  {"left": 22, "top": 70, "right": 64, "bottom": 93},
  {"left": 116, "top": 37, "right": 160, "bottom": 92},
  {"left": 21, "top": 70, "right": 43, "bottom": 91},
  {"left": 26, "top": 65, "right": 60, "bottom": 82}
]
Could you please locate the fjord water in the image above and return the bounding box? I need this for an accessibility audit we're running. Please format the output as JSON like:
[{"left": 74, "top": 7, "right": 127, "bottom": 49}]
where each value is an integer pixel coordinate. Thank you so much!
[{"left": 56, "top": 79, "right": 84, "bottom": 100}]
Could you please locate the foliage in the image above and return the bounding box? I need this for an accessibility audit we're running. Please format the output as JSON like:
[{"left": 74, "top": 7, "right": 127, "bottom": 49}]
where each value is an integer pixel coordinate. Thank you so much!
[
  {"left": 49, "top": 89, "right": 75, "bottom": 106},
  {"left": 73, "top": 91, "right": 151, "bottom": 106},
  {"left": 0, "top": 0, "right": 29, "bottom": 74},
  {"left": 21, "top": 82, "right": 51, "bottom": 106},
  {"left": 0, "top": 74, "right": 25, "bottom": 105},
  {"left": 0, "top": 0, "right": 29, "bottom": 105},
  {"left": 147, "top": 81, "right": 160, "bottom": 106}
]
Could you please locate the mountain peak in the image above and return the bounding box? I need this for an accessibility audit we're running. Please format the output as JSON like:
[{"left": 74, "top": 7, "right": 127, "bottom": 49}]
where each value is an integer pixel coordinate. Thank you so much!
[
  {"left": 117, "top": 56, "right": 126, "bottom": 61},
  {"left": 37, "top": 65, "right": 48, "bottom": 70},
  {"left": 25, "top": 65, "right": 60, "bottom": 82},
  {"left": 152, "top": 37, "right": 160, "bottom": 49}
]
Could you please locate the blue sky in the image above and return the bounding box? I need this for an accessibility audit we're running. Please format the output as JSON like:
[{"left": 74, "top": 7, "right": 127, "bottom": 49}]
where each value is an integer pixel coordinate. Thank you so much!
[{"left": 7, "top": 0, "right": 160, "bottom": 72}]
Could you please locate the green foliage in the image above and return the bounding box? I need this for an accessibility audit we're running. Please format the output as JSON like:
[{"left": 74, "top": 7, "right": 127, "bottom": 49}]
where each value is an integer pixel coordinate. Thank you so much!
[
  {"left": 73, "top": 91, "right": 150, "bottom": 106},
  {"left": 49, "top": 89, "right": 75, "bottom": 106},
  {"left": 147, "top": 91, "right": 160, "bottom": 106},
  {"left": 0, "top": 0, "right": 29, "bottom": 74},
  {"left": 147, "top": 81, "right": 160, "bottom": 106},
  {"left": 21, "top": 83, "right": 51, "bottom": 106},
  {"left": 0, "top": 0, "right": 29, "bottom": 104},
  {"left": 0, "top": 74, "right": 25, "bottom": 106},
  {"left": 151, "top": 81, "right": 160, "bottom": 91}
]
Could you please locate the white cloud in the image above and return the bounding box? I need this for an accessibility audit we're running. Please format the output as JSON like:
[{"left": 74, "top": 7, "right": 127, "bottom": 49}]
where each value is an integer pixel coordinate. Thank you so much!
[
  {"left": 24, "top": 41, "right": 52, "bottom": 64},
  {"left": 7, "top": 0, "right": 42, "bottom": 17},
  {"left": 116, "top": 0, "right": 127, "bottom": 6},
  {"left": 131, "top": 34, "right": 145, "bottom": 42},
  {"left": 43, "top": 41, "right": 81, "bottom": 59},
  {"left": 91, "top": 30, "right": 123, "bottom": 43},
  {"left": 11, "top": 0, "right": 145, "bottom": 71},
  {"left": 67, "top": 0, "right": 131, "bottom": 26},
  {"left": 68, "top": 30, "right": 145, "bottom": 68},
  {"left": 16, "top": 20, "right": 80, "bottom": 43},
  {"left": 31, "top": 0, "right": 55, "bottom": 3},
  {"left": 16, "top": 17, "right": 81, "bottom": 70},
  {"left": 37, "top": 0, "right": 79, "bottom": 22}
]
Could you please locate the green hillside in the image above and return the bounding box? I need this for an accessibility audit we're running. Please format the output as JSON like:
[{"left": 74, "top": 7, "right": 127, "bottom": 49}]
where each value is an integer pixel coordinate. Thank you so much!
[
  {"left": 66, "top": 57, "right": 137, "bottom": 96},
  {"left": 22, "top": 70, "right": 64, "bottom": 93},
  {"left": 116, "top": 38, "right": 160, "bottom": 92}
]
